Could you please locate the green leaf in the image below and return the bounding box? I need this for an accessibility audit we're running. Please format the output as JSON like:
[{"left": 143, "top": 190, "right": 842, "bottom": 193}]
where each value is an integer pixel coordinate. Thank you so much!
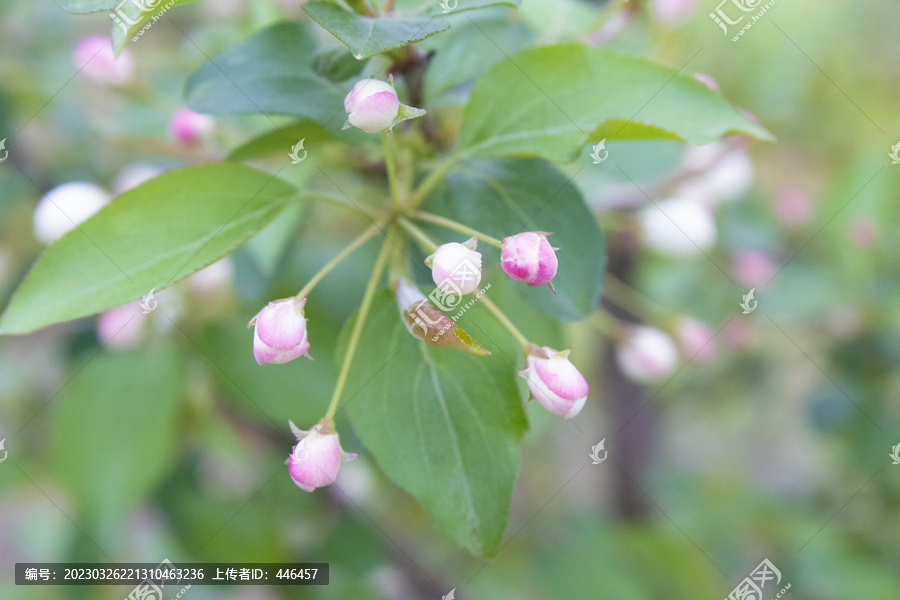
[
  {"left": 50, "top": 345, "right": 185, "bottom": 526},
  {"left": 460, "top": 44, "right": 773, "bottom": 162},
  {"left": 420, "top": 0, "right": 521, "bottom": 17},
  {"left": 423, "top": 157, "right": 605, "bottom": 321},
  {"left": 302, "top": 1, "right": 450, "bottom": 60},
  {"left": 185, "top": 21, "right": 349, "bottom": 126},
  {"left": 341, "top": 291, "right": 527, "bottom": 556},
  {"left": 54, "top": 0, "right": 114, "bottom": 13},
  {"left": 0, "top": 165, "right": 296, "bottom": 334},
  {"left": 312, "top": 46, "right": 369, "bottom": 82},
  {"left": 110, "top": 0, "right": 198, "bottom": 52},
  {"left": 226, "top": 120, "right": 335, "bottom": 162},
  {"left": 421, "top": 14, "right": 533, "bottom": 104}
]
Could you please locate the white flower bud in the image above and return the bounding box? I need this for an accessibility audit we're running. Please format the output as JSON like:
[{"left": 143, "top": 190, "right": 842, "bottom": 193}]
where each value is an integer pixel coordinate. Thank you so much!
[
  {"left": 33, "top": 182, "right": 110, "bottom": 244},
  {"left": 425, "top": 237, "right": 482, "bottom": 296},
  {"left": 639, "top": 198, "right": 717, "bottom": 256},
  {"left": 616, "top": 326, "right": 678, "bottom": 382}
]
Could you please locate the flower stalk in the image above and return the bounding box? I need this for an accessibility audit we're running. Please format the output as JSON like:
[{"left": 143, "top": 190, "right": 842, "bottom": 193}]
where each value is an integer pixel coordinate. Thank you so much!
[
  {"left": 295, "top": 215, "right": 390, "bottom": 301},
  {"left": 323, "top": 235, "right": 394, "bottom": 423}
]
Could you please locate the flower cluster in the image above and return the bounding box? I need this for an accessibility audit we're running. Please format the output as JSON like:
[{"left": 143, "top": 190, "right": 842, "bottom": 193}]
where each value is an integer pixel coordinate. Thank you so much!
[
  {"left": 247, "top": 78, "right": 594, "bottom": 494},
  {"left": 410, "top": 231, "right": 590, "bottom": 420}
]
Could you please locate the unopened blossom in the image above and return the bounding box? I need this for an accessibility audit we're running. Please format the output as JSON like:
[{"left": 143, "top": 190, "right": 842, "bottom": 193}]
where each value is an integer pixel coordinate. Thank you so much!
[
  {"left": 616, "top": 326, "right": 678, "bottom": 382},
  {"left": 519, "top": 345, "right": 589, "bottom": 419},
  {"left": 96, "top": 304, "right": 146, "bottom": 351},
  {"left": 501, "top": 232, "right": 559, "bottom": 288},
  {"left": 848, "top": 218, "right": 878, "bottom": 248},
  {"left": 773, "top": 186, "right": 813, "bottom": 227},
  {"left": 287, "top": 420, "right": 356, "bottom": 492},
  {"left": 343, "top": 79, "right": 400, "bottom": 133},
  {"left": 73, "top": 35, "right": 135, "bottom": 86},
  {"left": 426, "top": 237, "right": 482, "bottom": 296},
  {"left": 33, "top": 182, "right": 110, "bottom": 244},
  {"left": 248, "top": 297, "right": 312, "bottom": 365},
  {"left": 650, "top": 0, "right": 698, "bottom": 23},
  {"left": 675, "top": 318, "right": 716, "bottom": 364},
  {"left": 169, "top": 108, "right": 215, "bottom": 143},
  {"left": 639, "top": 197, "right": 717, "bottom": 256},
  {"left": 732, "top": 250, "right": 776, "bottom": 287}
]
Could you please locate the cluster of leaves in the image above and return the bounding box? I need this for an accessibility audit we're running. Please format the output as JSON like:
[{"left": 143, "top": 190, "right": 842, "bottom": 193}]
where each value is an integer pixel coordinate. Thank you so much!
[{"left": 19, "top": 0, "right": 767, "bottom": 555}]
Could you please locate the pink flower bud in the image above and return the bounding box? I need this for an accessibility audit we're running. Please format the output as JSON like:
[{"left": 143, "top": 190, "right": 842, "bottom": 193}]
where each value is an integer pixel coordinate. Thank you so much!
[
  {"left": 33, "top": 182, "right": 110, "bottom": 244},
  {"left": 248, "top": 297, "right": 312, "bottom": 365},
  {"left": 425, "top": 237, "right": 482, "bottom": 296},
  {"left": 650, "top": 0, "right": 698, "bottom": 23},
  {"left": 848, "top": 218, "right": 878, "bottom": 248},
  {"left": 616, "top": 326, "right": 678, "bottom": 382},
  {"left": 73, "top": 35, "right": 135, "bottom": 86},
  {"left": 639, "top": 198, "right": 717, "bottom": 256},
  {"left": 286, "top": 420, "right": 357, "bottom": 493},
  {"left": 344, "top": 79, "right": 400, "bottom": 134},
  {"left": 675, "top": 318, "right": 716, "bottom": 364},
  {"left": 773, "top": 186, "right": 813, "bottom": 227},
  {"left": 169, "top": 108, "right": 215, "bottom": 143},
  {"left": 732, "top": 250, "right": 776, "bottom": 287},
  {"left": 96, "top": 303, "right": 146, "bottom": 351},
  {"left": 501, "top": 232, "right": 559, "bottom": 288},
  {"left": 724, "top": 316, "right": 755, "bottom": 349},
  {"left": 518, "top": 345, "right": 589, "bottom": 419}
]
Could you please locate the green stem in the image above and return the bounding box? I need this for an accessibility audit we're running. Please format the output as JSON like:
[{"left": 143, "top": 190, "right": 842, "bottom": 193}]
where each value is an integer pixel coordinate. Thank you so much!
[
  {"left": 323, "top": 236, "right": 393, "bottom": 423},
  {"left": 408, "top": 150, "right": 467, "bottom": 209},
  {"left": 295, "top": 215, "right": 389, "bottom": 300},
  {"left": 399, "top": 218, "right": 530, "bottom": 348},
  {"left": 414, "top": 211, "right": 502, "bottom": 248},
  {"left": 397, "top": 217, "right": 438, "bottom": 251},
  {"left": 480, "top": 295, "right": 530, "bottom": 348},
  {"left": 382, "top": 132, "right": 401, "bottom": 210}
]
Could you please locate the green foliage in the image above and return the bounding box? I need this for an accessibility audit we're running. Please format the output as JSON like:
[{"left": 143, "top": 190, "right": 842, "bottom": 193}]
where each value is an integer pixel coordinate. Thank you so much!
[
  {"left": 0, "top": 165, "right": 296, "bottom": 334},
  {"left": 340, "top": 291, "right": 527, "bottom": 556},
  {"left": 50, "top": 344, "right": 185, "bottom": 528},
  {"left": 424, "top": 158, "right": 606, "bottom": 321},
  {"left": 460, "top": 44, "right": 772, "bottom": 161},
  {"left": 185, "top": 21, "right": 349, "bottom": 125},
  {"left": 303, "top": 1, "right": 450, "bottom": 60}
]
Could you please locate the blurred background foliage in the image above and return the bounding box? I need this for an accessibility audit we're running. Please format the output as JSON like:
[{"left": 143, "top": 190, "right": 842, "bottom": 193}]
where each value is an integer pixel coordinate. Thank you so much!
[{"left": 0, "top": 0, "right": 898, "bottom": 598}]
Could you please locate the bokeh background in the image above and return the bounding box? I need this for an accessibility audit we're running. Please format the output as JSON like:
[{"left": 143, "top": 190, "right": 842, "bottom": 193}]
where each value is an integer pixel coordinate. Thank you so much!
[{"left": 1, "top": 0, "right": 898, "bottom": 598}]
